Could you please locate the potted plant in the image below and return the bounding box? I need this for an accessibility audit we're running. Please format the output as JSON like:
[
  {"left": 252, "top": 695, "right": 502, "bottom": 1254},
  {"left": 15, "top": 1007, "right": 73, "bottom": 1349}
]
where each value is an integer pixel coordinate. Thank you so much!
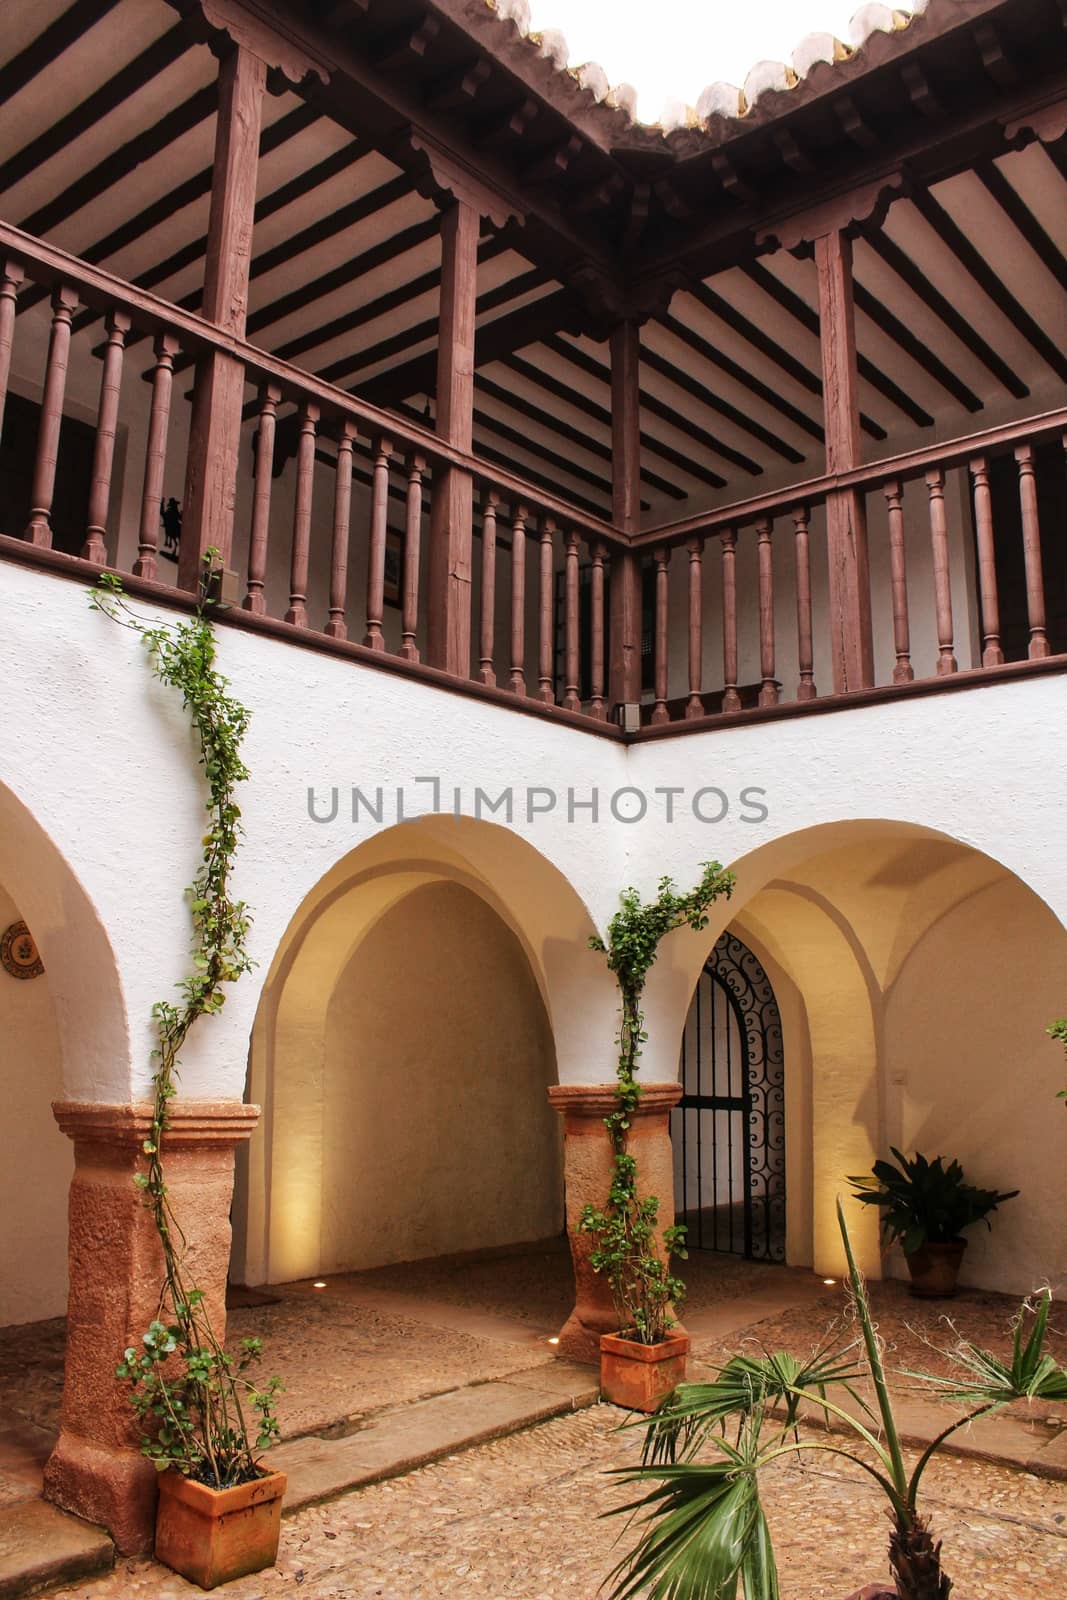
[
  {"left": 95, "top": 564, "right": 284, "bottom": 1590},
  {"left": 849, "top": 1148, "right": 1018, "bottom": 1298},
  {"left": 603, "top": 1198, "right": 1067, "bottom": 1600},
  {"left": 580, "top": 865, "right": 734, "bottom": 1411}
]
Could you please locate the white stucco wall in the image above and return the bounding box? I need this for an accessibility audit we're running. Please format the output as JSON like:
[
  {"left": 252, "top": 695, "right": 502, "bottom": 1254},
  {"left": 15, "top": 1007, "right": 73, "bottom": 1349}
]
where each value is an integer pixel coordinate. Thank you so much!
[{"left": 2, "top": 558, "right": 1066, "bottom": 1303}]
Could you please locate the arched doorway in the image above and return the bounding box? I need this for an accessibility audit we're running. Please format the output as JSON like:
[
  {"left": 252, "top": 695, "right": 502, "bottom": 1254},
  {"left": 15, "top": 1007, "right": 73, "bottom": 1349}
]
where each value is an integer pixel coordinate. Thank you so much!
[{"left": 672, "top": 931, "right": 785, "bottom": 1262}]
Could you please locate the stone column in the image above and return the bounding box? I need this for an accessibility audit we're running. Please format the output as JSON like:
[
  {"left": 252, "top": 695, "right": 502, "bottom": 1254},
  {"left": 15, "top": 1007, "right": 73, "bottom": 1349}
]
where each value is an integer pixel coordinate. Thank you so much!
[
  {"left": 548, "top": 1082, "right": 682, "bottom": 1363},
  {"left": 44, "top": 1101, "right": 259, "bottom": 1555}
]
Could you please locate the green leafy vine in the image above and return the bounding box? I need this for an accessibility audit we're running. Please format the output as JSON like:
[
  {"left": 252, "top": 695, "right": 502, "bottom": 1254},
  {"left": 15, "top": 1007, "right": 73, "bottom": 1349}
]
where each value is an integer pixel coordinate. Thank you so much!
[
  {"left": 580, "top": 863, "right": 735, "bottom": 1345},
  {"left": 91, "top": 557, "right": 281, "bottom": 1488},
  {"left": 1050, "top": 1018, "right": 1067, "bottom": 1104}
]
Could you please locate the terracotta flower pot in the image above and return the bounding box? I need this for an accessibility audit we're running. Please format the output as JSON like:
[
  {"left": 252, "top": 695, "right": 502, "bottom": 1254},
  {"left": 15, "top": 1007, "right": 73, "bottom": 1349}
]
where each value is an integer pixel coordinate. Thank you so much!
[
  {"left": 599, "top": 1332, "right": 689, "bottom": 1412},
  {"left": 905, "top": 1238, "right": 967, "bottom": 1298},
  {"left": 155, "top": 1467, "right": 287, "bottom": 1590}
]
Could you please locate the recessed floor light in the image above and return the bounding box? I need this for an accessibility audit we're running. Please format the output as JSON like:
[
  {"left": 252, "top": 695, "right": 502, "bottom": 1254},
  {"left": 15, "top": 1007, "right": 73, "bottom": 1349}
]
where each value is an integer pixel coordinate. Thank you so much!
[{"left": 313, "top": 1280, "right": 327, "bottom": 1289}]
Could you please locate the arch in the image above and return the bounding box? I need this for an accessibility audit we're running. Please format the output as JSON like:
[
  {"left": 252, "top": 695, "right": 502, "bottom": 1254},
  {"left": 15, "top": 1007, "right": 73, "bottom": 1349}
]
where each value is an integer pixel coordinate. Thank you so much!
[
  {"left": 0, "top": 779, "right": 128, "bottom": 1322},
  {"left": 644, "top": 820, "right": 1067, "bottom": 1287},
  {"left": 235, "top": 816, "right": 610, "bottom": 1286}
]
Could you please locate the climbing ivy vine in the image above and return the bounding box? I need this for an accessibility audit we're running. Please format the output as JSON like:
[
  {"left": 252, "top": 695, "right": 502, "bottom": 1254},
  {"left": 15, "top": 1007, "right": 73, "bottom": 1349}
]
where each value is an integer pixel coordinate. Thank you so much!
[
  {"left": 580, "top": 862, "right": 735, "bottom": 1344},
  {"left": 91, "top": 558, "right": 280, "bottom": 1488}
]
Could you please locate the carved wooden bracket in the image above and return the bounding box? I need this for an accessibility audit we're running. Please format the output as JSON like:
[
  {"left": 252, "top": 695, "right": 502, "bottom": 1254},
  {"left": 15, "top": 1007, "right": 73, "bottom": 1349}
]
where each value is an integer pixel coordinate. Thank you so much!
[
  {"left": 756, "top": 172, "right": 906, "bottom": 255},
  {"left": 177, "top": 0, "right": 330, "bottom": 90},
  {"left": 1003, "top": 95, "right": 1067, "bottom": 148},
  {"left": 567, "top": 262, "right": 687, "bottom": 339},
  {"left": 403, "top": 130, "right": 523, "bottom": 229}
]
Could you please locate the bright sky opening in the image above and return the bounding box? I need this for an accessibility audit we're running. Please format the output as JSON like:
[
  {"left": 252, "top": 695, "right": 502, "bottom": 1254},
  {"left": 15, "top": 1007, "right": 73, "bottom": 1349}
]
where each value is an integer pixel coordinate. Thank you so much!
[{"left": 525, "top": 0, "right": 918, "bottom": 122}]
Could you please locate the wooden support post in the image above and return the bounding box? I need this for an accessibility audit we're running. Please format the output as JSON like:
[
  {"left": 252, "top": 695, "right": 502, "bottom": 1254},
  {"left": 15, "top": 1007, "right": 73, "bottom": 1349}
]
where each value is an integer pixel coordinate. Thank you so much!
[
  {"left": 537, "top": 518, "right": 556, "bottom": 703},
  {"left": 363, "top": 435, "right": 392, "bottom": 649},
  {"left": 25, "top": 285, "right": 79, "bottom": 547},
  {"left": 509, "top": 503, "right": 527, "bottom": 694},
  {"left": 815, "top": 230, "right": 874, "bottom": 691},
  {"left": 286, "top": 401, "right": 318, "bottom": 628},
  {"left": 720, "top": 529, "right": 741, "bottom": 713},
  {"left": 609, "top": 322, "right": 642, "bottom": 712},
  {"left": 180, "top": 43, "right": 265, "bottom": 591},
  {"left": 969, "top": 458, "right": 1002, "bottom": 667},
  {"left": 563, "top": 530, "right": 581, "bottom": 711},
  {"left": 427, "top": 199, "right": 478, "bottom": 676},
  {"left": 83, "top": 309, "right": 131, "bottom": 563},
  {"left": 325, "top": 421, "right": 357, "bottom": 638},
  {"left": 478, "top": 490, "right": 498, "bottom": 685},
  {"left": 925, "top": 467, "right": 957, "bottom": 675},
  {"left": 685, "top": 537, "right": 704, "bottom": 719}
]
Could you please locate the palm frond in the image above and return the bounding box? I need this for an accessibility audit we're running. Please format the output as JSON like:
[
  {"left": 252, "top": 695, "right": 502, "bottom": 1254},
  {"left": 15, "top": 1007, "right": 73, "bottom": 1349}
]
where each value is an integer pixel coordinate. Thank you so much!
[{"left": 906, "top": 1289, "right": 1067, "bottom": 1409}]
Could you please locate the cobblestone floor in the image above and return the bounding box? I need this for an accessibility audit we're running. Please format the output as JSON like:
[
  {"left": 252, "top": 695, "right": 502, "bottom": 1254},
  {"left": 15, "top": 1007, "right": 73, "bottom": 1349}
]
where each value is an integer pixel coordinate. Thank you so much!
[{"left": 48, "top": 1404, "right": 1067, "bottom": 1599}]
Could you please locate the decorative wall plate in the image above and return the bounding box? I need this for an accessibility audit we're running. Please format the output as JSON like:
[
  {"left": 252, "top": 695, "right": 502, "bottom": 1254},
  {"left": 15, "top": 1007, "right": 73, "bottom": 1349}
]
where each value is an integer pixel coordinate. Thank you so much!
[{"left": 1, "top": 921, "right": 44, "bottom": 980}]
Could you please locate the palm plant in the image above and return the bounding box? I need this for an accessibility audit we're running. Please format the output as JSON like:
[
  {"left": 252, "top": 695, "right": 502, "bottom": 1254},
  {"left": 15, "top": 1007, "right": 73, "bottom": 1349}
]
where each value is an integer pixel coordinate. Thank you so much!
[{"left": 602, "top": 1199, "right": 1066, "bottom": 1600}]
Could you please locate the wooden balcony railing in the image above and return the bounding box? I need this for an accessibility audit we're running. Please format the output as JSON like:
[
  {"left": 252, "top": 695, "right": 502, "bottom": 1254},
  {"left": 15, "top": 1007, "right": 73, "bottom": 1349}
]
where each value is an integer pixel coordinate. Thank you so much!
[{"left": 1, "top": 217, "right": 1065, "bottom": 739}]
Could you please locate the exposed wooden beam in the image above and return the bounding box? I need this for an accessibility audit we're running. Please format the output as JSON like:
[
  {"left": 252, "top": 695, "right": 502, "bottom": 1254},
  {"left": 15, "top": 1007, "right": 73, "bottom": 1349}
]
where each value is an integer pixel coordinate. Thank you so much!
[
  {"left": 835, "top": 96, "right": 879, "bottom": 151},
  {"left": 688, "top": 281, "right": 887, "bottom": 439},
  {"left": 64, "top": 106, "right": 318, "bottom": 332},
  {"left": 975, "top": 159, "right": 1067, "bottom": 296},
  {"left": 910, "top": 186, "right": 1067, "bottom": 382},
  {"left": 973, "top": 22, "right": 1018, "bottom": 90},
  {"left": 0, "top": 0, "right": 123, "bottom": 106},
  {"left": 19, "top": 84, "right": 217, "bottom": 241},
  {"left": 515, "top": 342, "right": 755, "bottom": 477},
  {"left": 472, "top": 404, "right": 638, "bottom": 504},
  {"left": 424, "top": 56, "right": 491, "bottom": 113},
  {"left": 0, "top": 24, "right": 190, "bottom": 197},
  {"left": 370, "top": 13, "right": 441, "bottom": 70},
  {"left": 475, "top": 373, "right": 701, "bottom": 495},
  {"left": 851, "top": 282, "right": 971, "bottom": 417},
  {"left": 640, "top": 338, "right": 808, "bottom": 463},
  {"left": 658, "top": 311, "right": 824, "bottom": 445}
]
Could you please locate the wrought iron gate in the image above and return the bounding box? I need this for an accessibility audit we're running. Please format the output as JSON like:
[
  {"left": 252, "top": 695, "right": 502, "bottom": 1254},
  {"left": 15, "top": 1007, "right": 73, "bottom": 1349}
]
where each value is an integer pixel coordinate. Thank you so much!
[{"left": 671, "top": 932, "right": 786, "bottom": 1261}]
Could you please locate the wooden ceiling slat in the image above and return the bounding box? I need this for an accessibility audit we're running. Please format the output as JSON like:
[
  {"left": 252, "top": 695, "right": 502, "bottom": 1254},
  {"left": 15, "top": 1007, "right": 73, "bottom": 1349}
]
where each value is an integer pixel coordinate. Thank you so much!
[
  {"left": 851, "top": 281, "right": 968, "bottom": 417},
  {"left": 860, "top": 225, "right": 1029, "bottom": 398},
  {"left": 976, "top": 159, "right": 1067, "bottom": 297},
  {"left": 0, "top": 23, "right": 190, "bottom": 198},
  {"left": 689, "top": 280, "right": 888, "bottom": 441},
  {"left": 474, "top": 373, "right": 695, "bottom": 496},
  {"left": 0, "top": 0, "right": 123, "bottom": 106},
  {"left": 472, "top": 406, "right": 634, "bottom": 502},
  {"left": 513, "top": 344, "right": 754, "bottom": 478},
  {"left": 657, "top": 311, "right": 824, "bottom": 446},
  {"left": 19, "top": 83, "right": 217, "bottom": 241},
  {"left": 909, "top": 186, "right": 1067, "bottom": 383}
]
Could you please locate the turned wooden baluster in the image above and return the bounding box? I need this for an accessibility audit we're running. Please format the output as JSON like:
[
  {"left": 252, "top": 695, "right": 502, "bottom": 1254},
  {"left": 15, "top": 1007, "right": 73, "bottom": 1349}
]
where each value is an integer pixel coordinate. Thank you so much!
[
  {"left": 589, "top": 540, "right": 606, "bottom": 719},
  {"left": 243, "top": 382, "right": 281, "bottom": 614},
  {"left": 400, "top": 451, "right": 424, "bottom": 661},
  {"left": 756, "top": 519, "right": 778, "bottom": 707},
  {"left": 651, "top": 545, "right": 671, "bottom": 724},
  {"left": 82, "top": 308, "right": 131, "bottom": 563},
  {"left": 509, "top": 503, "right": 527, "bottom": 694},
  {"left": 969, "top": 456, "right": 1003, "bottom": 667},
  {"left": 720, "top": 529, "right": 741, "bottom": 713},
  {"left": 791, "top": 507, "right": 817, "bottom": 701},
  {"left": 883, "top": 480, "right": 914, "bottom": 682},
  {"left": 133, "top": 331, "right": 180, "bottom": 579},
  {"left": 1015, "top": 443, "right": 1050, "bottom": 659},
  {"left": 925, "top": 468, "right": 957, "bottom": 675},
  {"left": 563, "top": 529, "right": 581, "bottom": 711},
  {"left": 363, "top": 434, "right": 393, "bottom": 649},
  {"left": 0, "top": 260, "right": 25, "bottom": 441},
  {"left": 25, "top": 284, "right": 79, "bottom": 546},
  {"left": 478, "top": 491, "right": 499, "bottom": 685},
  {"left": 325, "top": 420, "right": 356, "bottom": 638},
  {"left": 685, "top": 537, "right": 704, "bottom": 719},
  {"left": 286, "top": 401, "right": 319, "bottom": 627},
  {"left": 537, "top": 518, "right": 556, "bottom": 703}
]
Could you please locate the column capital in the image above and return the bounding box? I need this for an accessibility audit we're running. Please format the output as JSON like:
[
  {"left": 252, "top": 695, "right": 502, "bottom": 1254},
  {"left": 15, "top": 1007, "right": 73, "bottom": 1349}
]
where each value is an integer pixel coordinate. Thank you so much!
[
  {"left": 548, "top": 1081, "right": 682, "bottom": 1121},
  {"left": 52, "top": 1099, "right": 259, "bottom": 1151}
]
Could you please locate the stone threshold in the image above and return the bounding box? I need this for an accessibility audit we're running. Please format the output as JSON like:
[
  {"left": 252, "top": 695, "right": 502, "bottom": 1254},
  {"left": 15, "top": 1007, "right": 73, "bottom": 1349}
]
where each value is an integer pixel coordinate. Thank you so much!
[{"left": 0, "top": 1500, "right": 113, "bottom": 1599}]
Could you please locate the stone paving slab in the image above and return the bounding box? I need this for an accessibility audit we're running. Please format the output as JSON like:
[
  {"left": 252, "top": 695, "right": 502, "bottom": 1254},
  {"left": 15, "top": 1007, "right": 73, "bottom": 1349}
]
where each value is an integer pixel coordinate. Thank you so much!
[
  {"left": 0, "top": 1500, "right": 112, "bottom": 1598},
  {"left": 271, "top": 1364, "right": 599, "bottom": 1513}
]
